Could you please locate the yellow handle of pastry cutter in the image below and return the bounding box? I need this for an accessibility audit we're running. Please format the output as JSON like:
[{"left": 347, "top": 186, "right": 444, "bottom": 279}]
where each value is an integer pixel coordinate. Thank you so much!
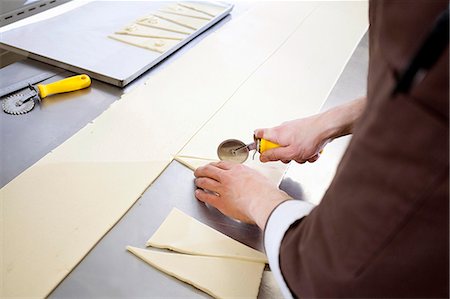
[
  {"left": 37, "top": 74, "right": 91, "bottom": 99},
  {"left": 259, "top": 138, "right": 323, "bottom": 154},
  {"left": 259, "top": 138, "right": 280, "bottom": 153}
]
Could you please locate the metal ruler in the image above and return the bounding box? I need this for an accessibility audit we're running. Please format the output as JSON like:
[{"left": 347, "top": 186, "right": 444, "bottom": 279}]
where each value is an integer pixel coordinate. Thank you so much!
[{"left": 0, "top": 71, "right": 60, "bottom": 98}]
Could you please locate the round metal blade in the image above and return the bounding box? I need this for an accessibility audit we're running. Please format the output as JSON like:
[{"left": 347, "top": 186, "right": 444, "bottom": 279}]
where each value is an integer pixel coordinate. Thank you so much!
[
  {"left": 217, "top": 139, "right": 249, "bottom": 163},
  {"left": 2, "top": 94, "right": 35, "bottom": 115}
]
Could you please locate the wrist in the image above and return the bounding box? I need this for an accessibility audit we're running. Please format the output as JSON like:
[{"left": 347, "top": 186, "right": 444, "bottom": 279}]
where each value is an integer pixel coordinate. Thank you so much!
[
  {"left": 248, "top": 190, "right": 292, "bottom": 230},
  {"left": 318, "top": 96, "right": 367, "bottom": 141},
  {"left": 309, "top": 112, "right": 342, "bottom": 147}
]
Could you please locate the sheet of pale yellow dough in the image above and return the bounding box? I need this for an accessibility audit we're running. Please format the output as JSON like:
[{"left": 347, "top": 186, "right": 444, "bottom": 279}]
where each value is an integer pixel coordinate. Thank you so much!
[
  {"left": 2, "top": 2, "right": 345, "bottom": 297},
  {"left": 127, "top": 246, "right": 265, "bottom": 299},
  {"left": 177, "top": 2, "right": 369, "bottom": 180},
  {"left": 147, "top": 208, "right": 268, "bottom": 263}
]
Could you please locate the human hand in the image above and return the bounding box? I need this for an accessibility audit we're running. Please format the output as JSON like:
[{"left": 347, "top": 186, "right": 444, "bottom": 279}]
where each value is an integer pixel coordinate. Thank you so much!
[
  {"left": 254, "top": 97, "right": 367, "bottom": 164},
  {"left": 255, "top": 115, "right": 330, "bottom": 164},
  {"left": 194, "top": 161, "right": 291, "bottom": 229}
]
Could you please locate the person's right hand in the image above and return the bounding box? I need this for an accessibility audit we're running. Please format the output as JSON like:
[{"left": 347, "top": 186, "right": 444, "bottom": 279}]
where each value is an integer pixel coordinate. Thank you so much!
[
  {"left": 255, "top": 115, "right": 330, "bottom": 164},
  {"left": 255, "top": 98, "right": 366, "bottom": 163}
]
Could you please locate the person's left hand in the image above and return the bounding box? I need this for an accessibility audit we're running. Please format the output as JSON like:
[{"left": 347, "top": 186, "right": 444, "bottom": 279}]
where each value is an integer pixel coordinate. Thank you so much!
[{"left": 194, "top": 161, "right": 291, "bottom": 229}]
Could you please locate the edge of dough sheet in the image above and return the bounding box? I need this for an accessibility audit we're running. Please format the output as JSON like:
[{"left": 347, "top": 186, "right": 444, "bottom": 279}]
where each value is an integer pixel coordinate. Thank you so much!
[
  {"left": 146, "top": 208, "right": 268, "bottom": 264},
  {"left": 127, "top": 246, "right": 265, "bottom": 299}
]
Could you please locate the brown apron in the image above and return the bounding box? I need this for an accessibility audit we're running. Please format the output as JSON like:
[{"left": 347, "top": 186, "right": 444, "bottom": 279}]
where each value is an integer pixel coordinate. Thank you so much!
[{"left": 280, "top": 1, "right": 449, "bottom": 297}]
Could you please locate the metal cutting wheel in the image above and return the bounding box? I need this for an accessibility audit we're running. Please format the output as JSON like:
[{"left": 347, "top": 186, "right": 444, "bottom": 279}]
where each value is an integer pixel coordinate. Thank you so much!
[
  {"left": 2, "top": 92, "right": 36, "bottom": 115},
  {"left": 217, "top": 139, "right": 249, "bottom": 163}
]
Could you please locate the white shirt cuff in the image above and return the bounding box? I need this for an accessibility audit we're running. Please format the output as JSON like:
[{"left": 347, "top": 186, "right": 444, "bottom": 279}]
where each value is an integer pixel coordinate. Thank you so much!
[{"left": 264, "top": 200, "right": 315, "bottom": 298}]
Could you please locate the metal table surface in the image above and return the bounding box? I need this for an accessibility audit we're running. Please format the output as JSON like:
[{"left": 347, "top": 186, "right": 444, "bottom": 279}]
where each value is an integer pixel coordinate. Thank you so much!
[{"left": 0, "top": 4, "right": 368, "bottom": 297}]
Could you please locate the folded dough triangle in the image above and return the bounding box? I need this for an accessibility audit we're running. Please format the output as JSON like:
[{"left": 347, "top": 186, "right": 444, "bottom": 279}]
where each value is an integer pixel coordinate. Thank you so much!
[
  {"left": 127, "top": 246, "right": 265, "bottom": 299},
  {"left": 146, "top": 208, "right": 268, "bottom": 263}
]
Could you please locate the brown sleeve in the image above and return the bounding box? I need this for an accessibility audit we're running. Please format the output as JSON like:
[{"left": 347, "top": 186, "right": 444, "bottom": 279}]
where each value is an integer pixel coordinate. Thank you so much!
[{"left": 279, "top": 1, "right": 449, "bottom": 297}]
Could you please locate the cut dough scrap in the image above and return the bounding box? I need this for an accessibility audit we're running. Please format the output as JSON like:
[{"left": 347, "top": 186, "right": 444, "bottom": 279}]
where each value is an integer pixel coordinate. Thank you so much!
[
  {"left": 116, "top": 23, "right": 185, "bottom": 40},
  {"left": 179, "top": 2, "right": 227, "bottom": 17},
  {"left": 153, "top": 11, "right": 209, "bottom": 30},
  {"left": 109, "top": 34, "right": 180, "bottom": 53},
  {"left": 174, "top": 155, "right": 218, "bottom": 171},
  {"left": 175, "top": 156, "right": 288, "bottom": 187},
  {"left": 160, "top": 4, "right": 212, "bottom": 20},
  {"left": 127, "top": 246, "right": 265, "bottom": 299},
  {"left": 146, "top": 208, "right": 268, "bottom": 263},
  {"left": 138, "top": 15, "right": 193, "bottom": 35}
]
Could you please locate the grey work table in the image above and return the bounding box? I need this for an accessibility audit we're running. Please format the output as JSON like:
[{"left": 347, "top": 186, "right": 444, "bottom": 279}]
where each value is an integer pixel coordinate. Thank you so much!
[{"left": 0, "top": 3, "right": 368, "bottom": 297}]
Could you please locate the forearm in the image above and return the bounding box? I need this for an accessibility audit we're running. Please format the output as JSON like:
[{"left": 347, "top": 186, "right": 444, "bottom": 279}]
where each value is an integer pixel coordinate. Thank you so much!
[
  {"left": 318, "top": 96, "right": 367, "bottom": 141},
  {"left": 249, "top": 195, "right": 290, "bottom": 230}
]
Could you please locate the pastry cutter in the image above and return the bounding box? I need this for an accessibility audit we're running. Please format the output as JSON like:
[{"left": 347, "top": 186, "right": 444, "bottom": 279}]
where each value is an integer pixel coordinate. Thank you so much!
[
  {"left": 2, "top": 74, "right": 91, "bottom": 115},
  {"left": 217, "top": 135, "right": 280, "bottom": 163}
]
